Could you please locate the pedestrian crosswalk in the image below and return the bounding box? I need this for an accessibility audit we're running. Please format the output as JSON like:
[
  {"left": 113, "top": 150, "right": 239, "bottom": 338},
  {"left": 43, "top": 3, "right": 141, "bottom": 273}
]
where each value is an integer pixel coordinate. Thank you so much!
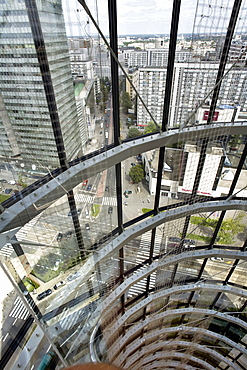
[
  {"left": 127, "top": 232, "right": 162, "bottom": 298},
  {"left": 0, "top": 243, "right": 14, "bottom": 258},
  {"left": 102, "top": 197, "right": 117, "bottom": 206},
  {"left": 75, "top": 193, "right": 94, "bottom": 204},
  {"left": 59, "top": 305, "right": 91, "bottom": 331},
  {"left": 15, "top": 215, "right": 41, "bottom": 241},
  {"left": 9, "top": 297, "right": 29, "bottom": 320}
]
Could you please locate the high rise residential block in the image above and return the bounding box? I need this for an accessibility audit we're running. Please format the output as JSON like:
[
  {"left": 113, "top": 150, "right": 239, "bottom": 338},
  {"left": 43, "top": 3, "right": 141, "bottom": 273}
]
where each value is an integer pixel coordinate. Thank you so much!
[{"left": 136, "top": 62, "right": 247, "bottom": 128}]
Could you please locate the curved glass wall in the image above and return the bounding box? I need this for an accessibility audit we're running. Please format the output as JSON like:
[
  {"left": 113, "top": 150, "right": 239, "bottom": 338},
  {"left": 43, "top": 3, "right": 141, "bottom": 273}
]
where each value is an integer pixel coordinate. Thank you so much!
[{"left": 0, "top": 0, "right": 247, "bottom": 369}]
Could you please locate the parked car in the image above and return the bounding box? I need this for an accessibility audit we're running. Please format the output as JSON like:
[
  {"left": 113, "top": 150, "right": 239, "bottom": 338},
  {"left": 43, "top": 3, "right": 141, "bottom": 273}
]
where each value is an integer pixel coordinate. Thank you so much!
[
  {"left": 37, "top": 289, "right": 52, "bottom": 301},
  {"left": 85, "top": 223, "right": 90, "bottom": 231},
  {"left": 8, "top": 180, "right": 16, "bottom": 185},
  {"left": 85, "top": 209, "right": 89, "bottom": 218},
  {"left": 108, "top": 206, "right": 113, "bottom": 214},
  {"left": 168, "top": 237, "right": 195, "bottom": 248},
  {"left": 66, "top": 231, "right": 72, "bottom": 239},
  {"left": 0, "top": 179, "right": 7, "bottom": 183},
  {"left": 86, "top": 184, "right": 92, "bottom": 191},
  {"left": 105, "top": 186, "right": 109, "bottom": 191},
  {"left": 53, "top": 281, "right": 65, "bottom": 290},
  {"left": 67, "top": 271, "right": 81, "bottom": 282},
  {"left": 131, "top": 162, "right": 136, "bottom": 166},
  {"left": 68, "top": 209, "right": 81, "bottom": 216},
  {"left": 57, "top": 232, "right": 63, "bottom": 241},
  {"left": 4, "top": 188, "right": 13, "bottom": 194},
  {"left": 82, "top": 179, "right": 88, "bottom": 185}
]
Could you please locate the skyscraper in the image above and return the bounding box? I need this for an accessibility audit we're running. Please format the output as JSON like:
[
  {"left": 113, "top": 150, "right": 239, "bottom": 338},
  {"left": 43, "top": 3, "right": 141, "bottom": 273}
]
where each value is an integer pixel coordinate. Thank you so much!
[{"left": 0, "top": 0, "right": 83, "bottom": 173}]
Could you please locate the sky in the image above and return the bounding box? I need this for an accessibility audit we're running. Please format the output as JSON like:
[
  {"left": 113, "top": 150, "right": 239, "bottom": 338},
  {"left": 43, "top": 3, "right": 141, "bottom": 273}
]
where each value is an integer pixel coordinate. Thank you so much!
[{"left": 62, "top": 0, "right": 198, "bottom": 37}]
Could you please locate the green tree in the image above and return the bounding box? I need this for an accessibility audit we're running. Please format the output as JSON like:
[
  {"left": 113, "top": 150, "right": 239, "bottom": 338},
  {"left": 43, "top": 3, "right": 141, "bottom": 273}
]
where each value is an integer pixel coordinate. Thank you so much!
[
  {"left": 229, "top": 135, "right": 241, "bottom": 149},
  {"left": 144, "top": 121, "right": 159, "bottom": 134},
  {"left": 217, "top": 215, "right": 245, "bottom": 244},
  {"left": 127, "top": 127, "right": 141, "bottom": 139},
  {"left": 121, "top": 92, "right": 132, "bottom": 114},
  {"left": 129, "top": 164, "right": 145, "bottom": 183},
  {"left": 190, "top": 214, "right": 245, "bottom": 244},
  {"left": 18, "top": 175, "right": 27, "bottom": 188}
]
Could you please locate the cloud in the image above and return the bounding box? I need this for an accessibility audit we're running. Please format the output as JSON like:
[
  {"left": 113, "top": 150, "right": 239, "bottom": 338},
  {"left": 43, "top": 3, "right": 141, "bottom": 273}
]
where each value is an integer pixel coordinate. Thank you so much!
[{"left": 62, "top": 0, "right": 197, "bottom": 36}]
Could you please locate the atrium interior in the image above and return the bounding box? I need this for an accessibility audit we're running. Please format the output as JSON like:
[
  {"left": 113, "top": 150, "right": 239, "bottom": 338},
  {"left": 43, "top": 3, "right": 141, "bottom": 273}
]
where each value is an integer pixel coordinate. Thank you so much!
[{"left": 0, "top": 0, "right": 247, "bottom": 369}]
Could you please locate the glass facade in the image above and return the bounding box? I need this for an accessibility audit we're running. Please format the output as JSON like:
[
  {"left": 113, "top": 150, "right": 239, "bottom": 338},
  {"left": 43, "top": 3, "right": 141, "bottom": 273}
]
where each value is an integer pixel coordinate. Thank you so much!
[{"left": 0, "top": 0, "right": 247, "bottom": 369}]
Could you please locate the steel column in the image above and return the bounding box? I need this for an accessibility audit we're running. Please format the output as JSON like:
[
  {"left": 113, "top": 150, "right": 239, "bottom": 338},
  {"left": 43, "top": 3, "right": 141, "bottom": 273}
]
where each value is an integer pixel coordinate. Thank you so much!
[{"left": 108, "top": 0, "right": 124, "bottom": 316}]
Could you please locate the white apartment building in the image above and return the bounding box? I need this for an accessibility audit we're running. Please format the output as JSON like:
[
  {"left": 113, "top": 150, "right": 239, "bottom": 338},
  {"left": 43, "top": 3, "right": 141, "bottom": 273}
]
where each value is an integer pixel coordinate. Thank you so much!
[
  {"left": 136, "top": 63, "right": 247, "bottom": 128},
  {"left": 122, "top": 49, "right": 192, "bottom": 68},
  {"left": 123, "top": 50, "right": 148, "bottom": 68},
  {"left": 136, "top": 68, "right": 167, "bottom": 127}
]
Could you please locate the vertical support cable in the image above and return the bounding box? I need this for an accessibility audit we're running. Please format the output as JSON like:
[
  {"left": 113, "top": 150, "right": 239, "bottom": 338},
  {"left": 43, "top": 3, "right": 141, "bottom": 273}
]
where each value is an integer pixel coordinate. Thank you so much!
[
  {"left": 108, "top": 0, "right": 124, "bottom": 314},
  {"left": 143, "top": 0, "right": 181, "bottom": 320},
  {"left": 25, "top": 0, "right": 84, "bottom": 253},
  {"left": 180, "top": 0, "right": 242, "bottom": 249}
]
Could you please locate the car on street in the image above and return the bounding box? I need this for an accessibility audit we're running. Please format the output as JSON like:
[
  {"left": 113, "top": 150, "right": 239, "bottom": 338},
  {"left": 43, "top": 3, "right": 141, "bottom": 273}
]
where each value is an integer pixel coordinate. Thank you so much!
[
  {"left": 66, "top": 231, "right": 72, "bottom": 239},
  {"left": 105, "top": 186, "right": 109, "bottom": 191},
  {"left": 85, "top": 223, "right": 90, "bottom": 231},
  {"left": 86, "top": 184, "right": 92, "bottom": 191},
  {"left": 85, "top": 208, "right": 89, "bottom": 218},
  {"left": 168, "top": 237, "right": 195, "bottom": 248},
  {"left": 124, "top": 190, "right": 132, "bottom": 198},
  {"left": 37, "top": 289, "right": 52, "bottom": 301},
  {"left": 131, "top": 162, "right": 136, "bottom": 166},
  {"left": 4, "top": 188, "right": 13, "bottom": 194},
  {"left": 68, "top": 209, "right": 81, "bottom": 216},
  {"left": 108, "top": 206, "right": 113, "bottom": 214},
  {"left": 82, "top": 179, "right": 88, "bottom": 185},
  {"left": 8, "top": 180, "right": 16, "bottom": 185},
  {"left": 0, "top": 179, "right": 7, "bottom": 183},
  {"left": 53, "top": 281, "right": 65, "bottom": 290},
  {"left": 168, "top": 237, "right": 180, "bottom": 243},
  {"left": 56, "top": 232, "right": 63, "bottom": 242},
  {"left": 67, "top": 271, "right": 81, "bottom": 282}
]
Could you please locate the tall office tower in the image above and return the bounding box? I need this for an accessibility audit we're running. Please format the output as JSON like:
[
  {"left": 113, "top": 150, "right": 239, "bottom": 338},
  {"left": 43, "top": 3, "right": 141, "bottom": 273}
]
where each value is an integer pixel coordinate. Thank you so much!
[
  {"left": 0, "top": 0, "right": 83, "bottom": 173},
  {"left": 0, "top": 1, "right": 247, "bottom": 370}
]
